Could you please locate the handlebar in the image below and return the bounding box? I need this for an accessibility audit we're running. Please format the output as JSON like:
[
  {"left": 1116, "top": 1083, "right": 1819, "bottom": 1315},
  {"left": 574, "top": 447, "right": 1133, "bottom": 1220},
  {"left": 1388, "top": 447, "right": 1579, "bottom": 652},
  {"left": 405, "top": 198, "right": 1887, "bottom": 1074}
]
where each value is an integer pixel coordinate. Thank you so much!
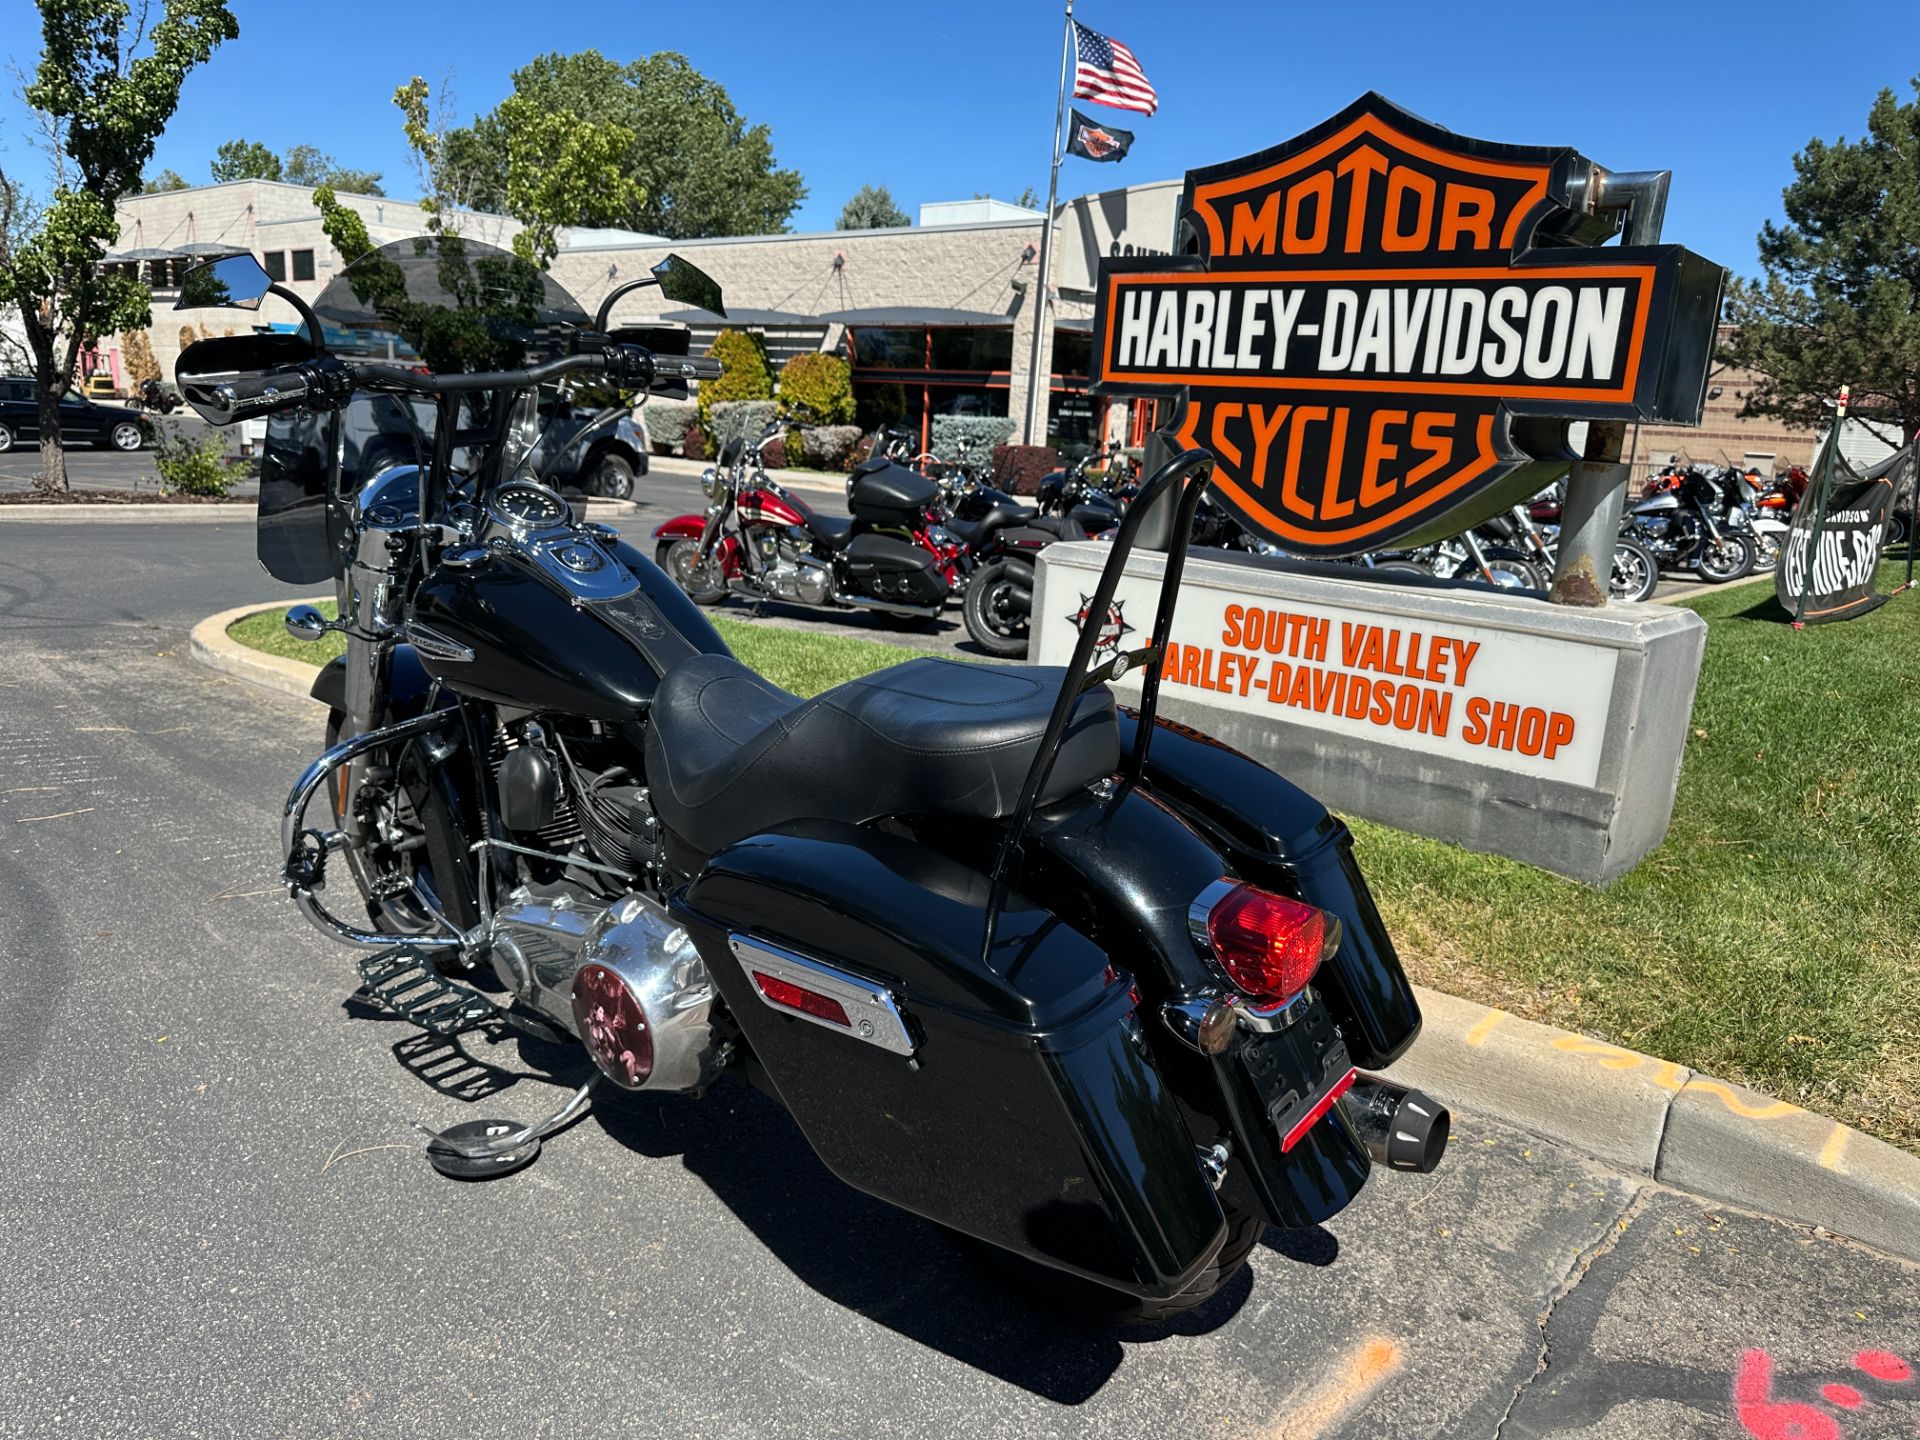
[{"left": 183, "top": 344, "right": 724, "bottom": 426}]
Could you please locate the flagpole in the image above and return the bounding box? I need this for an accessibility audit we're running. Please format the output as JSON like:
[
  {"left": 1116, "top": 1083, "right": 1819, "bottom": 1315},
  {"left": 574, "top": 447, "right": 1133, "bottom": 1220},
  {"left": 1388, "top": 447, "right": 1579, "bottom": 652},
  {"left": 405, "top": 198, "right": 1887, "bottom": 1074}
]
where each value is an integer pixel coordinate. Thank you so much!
[{"left": 1022, "top": 0, "right": 1073, "bottom": 446}]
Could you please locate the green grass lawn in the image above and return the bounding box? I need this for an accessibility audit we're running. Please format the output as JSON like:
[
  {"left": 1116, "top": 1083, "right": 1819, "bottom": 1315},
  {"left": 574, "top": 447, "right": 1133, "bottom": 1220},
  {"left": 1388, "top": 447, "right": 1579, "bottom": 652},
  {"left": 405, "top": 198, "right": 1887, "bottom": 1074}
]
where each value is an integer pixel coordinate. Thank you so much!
[{"left": 231, "top": 569, "right": 1920, "bottom": 1152}]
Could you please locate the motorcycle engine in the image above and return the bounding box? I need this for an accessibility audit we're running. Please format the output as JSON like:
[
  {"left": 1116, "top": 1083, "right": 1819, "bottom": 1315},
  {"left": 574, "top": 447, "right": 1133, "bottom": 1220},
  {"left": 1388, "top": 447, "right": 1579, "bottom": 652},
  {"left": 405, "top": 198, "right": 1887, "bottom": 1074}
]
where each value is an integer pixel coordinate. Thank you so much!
[
  {"left": 763, "top": 553, "right": 834, "bottom": 606},
  {"left": 488, "top": 891, "right": 721, "bottom": 1092}
]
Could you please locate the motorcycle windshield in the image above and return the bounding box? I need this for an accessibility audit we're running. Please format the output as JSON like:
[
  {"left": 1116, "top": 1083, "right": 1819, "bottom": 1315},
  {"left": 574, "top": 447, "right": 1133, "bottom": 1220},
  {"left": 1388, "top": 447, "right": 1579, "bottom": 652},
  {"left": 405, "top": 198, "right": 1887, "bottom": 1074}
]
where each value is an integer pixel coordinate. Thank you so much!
[{"left": 260, "top": 236, "right": 609, "bottom": 582}]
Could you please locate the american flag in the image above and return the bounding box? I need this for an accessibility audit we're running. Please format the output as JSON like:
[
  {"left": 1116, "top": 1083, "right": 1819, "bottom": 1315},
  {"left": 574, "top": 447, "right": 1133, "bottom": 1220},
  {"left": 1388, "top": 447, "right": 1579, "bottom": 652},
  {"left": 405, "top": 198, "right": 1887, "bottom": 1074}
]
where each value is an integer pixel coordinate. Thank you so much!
[{"left": 1072, "top": 21, "right": 1158, "bottom": 117}]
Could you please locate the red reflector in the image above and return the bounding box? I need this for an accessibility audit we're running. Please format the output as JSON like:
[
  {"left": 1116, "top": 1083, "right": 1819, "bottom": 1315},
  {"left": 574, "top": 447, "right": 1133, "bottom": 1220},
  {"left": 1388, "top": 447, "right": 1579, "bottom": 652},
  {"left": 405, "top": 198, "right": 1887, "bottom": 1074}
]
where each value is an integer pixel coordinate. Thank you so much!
[
  {"left": 1281, "top": 1068, "right": 1356, "bottom": 1153},
  {"left": 752, "top": 971, "right": 851, "bottom": 1027},
  {"left": 1206, "top": 883, "right": 1339, "bottom": 1003}
]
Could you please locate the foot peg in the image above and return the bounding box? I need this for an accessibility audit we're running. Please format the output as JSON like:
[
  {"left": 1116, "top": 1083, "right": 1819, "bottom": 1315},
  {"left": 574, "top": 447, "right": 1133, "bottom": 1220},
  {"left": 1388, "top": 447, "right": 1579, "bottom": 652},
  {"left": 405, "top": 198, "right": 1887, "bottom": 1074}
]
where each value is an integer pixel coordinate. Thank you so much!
[
  {"left": 417, "top": 1077, "right": 599, "bottom": 1181},
  {"left": 357, "top": 945, "right": 499, "bottom": 1037}
]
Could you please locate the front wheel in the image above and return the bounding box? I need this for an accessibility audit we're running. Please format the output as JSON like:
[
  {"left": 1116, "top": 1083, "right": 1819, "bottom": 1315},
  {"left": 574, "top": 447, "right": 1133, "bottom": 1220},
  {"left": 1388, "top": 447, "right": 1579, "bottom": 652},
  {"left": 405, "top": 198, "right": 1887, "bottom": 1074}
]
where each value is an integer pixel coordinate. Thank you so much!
[
  {"left": 1480, "top": 547, "right": 1547, "bottom": 591},
  {"left": 1694, "top": 533, "right": 1755, "bottom": 583},
  {"left": 109, "top": 421, "right": 145, "bottom": 452},
  {"left": 1609, "top": 536, "right": 1661, "bottom": 603},
  {"left": 658, "top": 537, "right": 729, "bottom": 605},
  {"left": 962, "top": 558, "right": 1032, "bottom": 658},
  {"left": 0, "top": 422, "right": 13, "bottom": 453}
]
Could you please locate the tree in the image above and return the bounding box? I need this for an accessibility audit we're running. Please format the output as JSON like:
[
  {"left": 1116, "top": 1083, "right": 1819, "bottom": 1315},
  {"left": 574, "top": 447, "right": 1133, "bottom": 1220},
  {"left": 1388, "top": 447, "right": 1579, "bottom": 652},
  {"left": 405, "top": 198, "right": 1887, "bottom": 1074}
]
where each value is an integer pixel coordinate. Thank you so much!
[
  {"left": 210, "top": 137, "right": 280, "bottom": 182},
  {"left": 283, "top": 144, "right": 383, "bottom": 196},
  {"left": 122, "top": 326, "right": 160, "bottom": 384},
  {"left": 837, "top": 184, "right": 910, "bottom": 230},
  {"left": 386, "top": 74, "right": 637, "bottom": 266},
  {"left": 974, "top": 186, "right": 1042, "bottom": 209},
  {"left": 1721, "top": 77, "right": 1920, "bottom": 441},
  {"left": 0, "top": 0, "right": 238, "bottom": 492},
  {"left": 444, "top": 50, "right": 805, "bottom": 239},
  {"left": 142, "top": 168, "right": 189, "bottom": 192}
]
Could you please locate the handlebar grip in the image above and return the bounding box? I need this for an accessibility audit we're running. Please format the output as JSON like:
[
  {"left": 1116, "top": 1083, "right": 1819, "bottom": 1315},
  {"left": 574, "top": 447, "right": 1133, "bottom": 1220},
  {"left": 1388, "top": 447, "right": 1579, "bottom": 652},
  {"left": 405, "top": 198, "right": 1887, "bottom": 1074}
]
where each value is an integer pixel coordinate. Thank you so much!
[
  {"left": 181, "top": 366, "right": 314, "bottom": 425},
  {"left": 673, "top": 357, "right": 724, "bottom": 381}
]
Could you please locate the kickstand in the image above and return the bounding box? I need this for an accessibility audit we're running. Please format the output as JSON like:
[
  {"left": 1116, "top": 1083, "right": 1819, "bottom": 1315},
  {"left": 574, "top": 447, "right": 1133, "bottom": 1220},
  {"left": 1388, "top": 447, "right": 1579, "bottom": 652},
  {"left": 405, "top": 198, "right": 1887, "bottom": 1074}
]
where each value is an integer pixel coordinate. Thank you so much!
[{"left": 415, "top": 1074, "right": 599, "bottom": 1180}]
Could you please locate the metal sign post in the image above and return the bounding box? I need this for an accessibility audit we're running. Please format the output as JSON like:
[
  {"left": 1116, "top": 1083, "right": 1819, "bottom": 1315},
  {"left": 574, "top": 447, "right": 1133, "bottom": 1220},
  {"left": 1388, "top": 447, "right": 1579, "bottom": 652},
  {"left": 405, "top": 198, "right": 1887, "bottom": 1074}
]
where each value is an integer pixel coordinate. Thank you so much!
[{"left": 1021, "top": 0, "right": 1075, "bottom": 447}]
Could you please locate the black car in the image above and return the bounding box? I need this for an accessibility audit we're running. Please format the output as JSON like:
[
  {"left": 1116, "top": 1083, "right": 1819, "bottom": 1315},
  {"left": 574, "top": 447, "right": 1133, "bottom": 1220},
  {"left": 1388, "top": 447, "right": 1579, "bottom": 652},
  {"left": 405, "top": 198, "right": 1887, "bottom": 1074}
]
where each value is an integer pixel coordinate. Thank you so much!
[{"left": 0, "top": 377, "right": 150, "bottom": 454}]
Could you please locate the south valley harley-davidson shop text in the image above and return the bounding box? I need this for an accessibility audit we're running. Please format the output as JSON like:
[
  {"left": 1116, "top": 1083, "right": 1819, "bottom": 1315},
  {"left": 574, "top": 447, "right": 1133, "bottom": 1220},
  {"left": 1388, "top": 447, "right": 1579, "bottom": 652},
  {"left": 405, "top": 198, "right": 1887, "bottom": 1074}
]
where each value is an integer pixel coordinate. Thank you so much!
[{"left": 1121, "top": 596, "right": 1617, "bottom": 783}]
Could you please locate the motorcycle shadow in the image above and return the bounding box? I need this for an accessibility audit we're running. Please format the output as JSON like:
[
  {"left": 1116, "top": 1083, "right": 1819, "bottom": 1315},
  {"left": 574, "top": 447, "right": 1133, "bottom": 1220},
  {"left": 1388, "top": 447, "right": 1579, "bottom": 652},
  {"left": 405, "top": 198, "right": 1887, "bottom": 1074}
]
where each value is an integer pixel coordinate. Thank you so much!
[{"left": 588, "top": 1078, "right": 1257, "bottom": 1402}]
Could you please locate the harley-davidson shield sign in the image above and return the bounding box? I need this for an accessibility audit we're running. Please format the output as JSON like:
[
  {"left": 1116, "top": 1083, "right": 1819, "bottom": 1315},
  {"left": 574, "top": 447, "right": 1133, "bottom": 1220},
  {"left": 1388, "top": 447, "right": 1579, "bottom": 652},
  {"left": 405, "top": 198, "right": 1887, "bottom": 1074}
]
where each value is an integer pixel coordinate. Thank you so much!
[{"left": 1090, "top": 94, "right": 1727, "bottom": 554}]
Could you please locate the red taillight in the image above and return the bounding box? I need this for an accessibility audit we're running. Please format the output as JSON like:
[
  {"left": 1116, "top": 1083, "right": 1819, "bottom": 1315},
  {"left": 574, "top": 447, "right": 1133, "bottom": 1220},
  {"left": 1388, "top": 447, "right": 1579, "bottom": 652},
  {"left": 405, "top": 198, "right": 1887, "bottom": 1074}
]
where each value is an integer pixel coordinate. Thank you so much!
[
  {"left": 571, "top": 963, "right": 654, "bottom": 1089},
  {"left": 752, "top": 971, "right": 852, "bottom": 1027},
  {"left": 1205, "top": 883, "right": 1341, "bottom": 1003}
]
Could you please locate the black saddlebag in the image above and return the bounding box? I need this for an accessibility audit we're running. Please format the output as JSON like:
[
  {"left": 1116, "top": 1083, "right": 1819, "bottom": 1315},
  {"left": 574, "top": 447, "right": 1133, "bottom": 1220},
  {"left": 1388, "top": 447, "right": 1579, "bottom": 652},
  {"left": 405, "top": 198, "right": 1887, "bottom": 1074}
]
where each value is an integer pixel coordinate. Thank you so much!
[
  {"left": 841, "top": 532, "right": 947, "bottom": 608},
  {"left": 671, "top": 820, "right": 1228, "bottom": 1298}
]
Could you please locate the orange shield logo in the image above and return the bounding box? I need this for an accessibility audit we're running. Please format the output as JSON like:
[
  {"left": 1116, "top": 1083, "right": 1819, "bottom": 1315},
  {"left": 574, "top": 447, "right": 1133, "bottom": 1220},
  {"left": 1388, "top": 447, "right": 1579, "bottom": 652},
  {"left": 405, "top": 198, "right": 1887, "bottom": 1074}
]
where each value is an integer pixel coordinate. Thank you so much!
[{"left": 1091, "top": 93, "right": 1726, "bottom": 554}]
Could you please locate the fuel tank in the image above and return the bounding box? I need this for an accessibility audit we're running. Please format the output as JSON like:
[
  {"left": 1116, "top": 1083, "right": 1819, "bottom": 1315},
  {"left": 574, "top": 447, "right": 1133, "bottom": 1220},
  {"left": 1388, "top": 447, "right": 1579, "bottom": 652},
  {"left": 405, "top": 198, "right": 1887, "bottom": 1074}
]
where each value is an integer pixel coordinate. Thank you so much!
[{"left": 408, "top": 538, "right": 731, "bottom": 719}]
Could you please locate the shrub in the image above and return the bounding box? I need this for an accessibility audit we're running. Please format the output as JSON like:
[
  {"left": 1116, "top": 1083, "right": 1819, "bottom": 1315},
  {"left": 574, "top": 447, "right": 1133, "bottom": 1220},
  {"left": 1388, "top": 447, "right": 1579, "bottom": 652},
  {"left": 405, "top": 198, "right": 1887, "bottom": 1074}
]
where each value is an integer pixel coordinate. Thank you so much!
[
  {"left": 776, "top": 352, "right": 855, "bottom": 425},
  {"left": 641, "top": 398, "right": 697, "bottom": 455},
  {"left": 991, "top": 443, "right": 1063, "bottom": 496},
  {"left": 930, "top": 415, "right": 1015, "bottom": 465},
  {"left": 152, "top": 420, "right": 237, "bottom": 497},
  {"left": 789, "top": 424, "right": 863, "bottom": 471},
  {"left": 683, "top": 419, "right": 707, "bottom": 462},
  {"left": 762, "top": 432, "right": 787, "bottom": 469},
  {"left": 697, "top": 328, "right": 772, "bottom": 448},
  {"left": 708, "top": 400, "right": 779, "bottom": 461}
]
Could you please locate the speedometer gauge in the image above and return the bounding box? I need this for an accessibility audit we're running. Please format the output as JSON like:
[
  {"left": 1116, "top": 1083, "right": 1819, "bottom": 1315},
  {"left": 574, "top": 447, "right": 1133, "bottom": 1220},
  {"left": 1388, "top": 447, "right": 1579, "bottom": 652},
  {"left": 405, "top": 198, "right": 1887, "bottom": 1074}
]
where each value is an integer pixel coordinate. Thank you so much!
[{"left": 490, "top": 481, "right": 572, "bottom": 530}]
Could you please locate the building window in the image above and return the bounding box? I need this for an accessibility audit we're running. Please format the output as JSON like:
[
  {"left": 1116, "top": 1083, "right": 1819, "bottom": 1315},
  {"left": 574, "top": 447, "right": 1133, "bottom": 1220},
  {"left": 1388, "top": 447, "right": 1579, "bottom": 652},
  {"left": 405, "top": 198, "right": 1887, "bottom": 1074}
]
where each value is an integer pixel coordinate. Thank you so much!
[
  {"left": 291, "top": 249, "right": 316, "bottom": 283},
  {"left": 262, "top": 251, "right": 287, "bottom": 283}
]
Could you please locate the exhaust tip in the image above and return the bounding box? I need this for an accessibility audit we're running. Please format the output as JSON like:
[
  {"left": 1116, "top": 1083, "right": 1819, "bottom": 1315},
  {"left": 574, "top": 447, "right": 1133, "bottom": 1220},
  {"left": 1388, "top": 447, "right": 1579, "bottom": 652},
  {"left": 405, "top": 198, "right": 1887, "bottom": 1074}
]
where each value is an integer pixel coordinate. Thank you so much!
[{"left": 1348, "top": 1077, "right": 1451, "bottom": 1174}]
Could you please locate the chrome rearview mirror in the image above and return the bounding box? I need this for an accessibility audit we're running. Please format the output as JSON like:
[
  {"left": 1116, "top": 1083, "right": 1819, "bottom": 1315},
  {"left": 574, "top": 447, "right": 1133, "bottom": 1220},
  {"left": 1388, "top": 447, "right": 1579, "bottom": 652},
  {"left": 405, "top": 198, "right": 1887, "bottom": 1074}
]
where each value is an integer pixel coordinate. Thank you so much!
[
  {"left": 593, "top": 255, "right": 726, "bottom": 329},
  {"left": 176, "top": 254, "right": 274, "bottom": 311},
  {"left": 283, "top": 604, "right": 337, "bottom": 642},
  {"left": 651, "top": 255, "right": 724, "bottom": 316}
]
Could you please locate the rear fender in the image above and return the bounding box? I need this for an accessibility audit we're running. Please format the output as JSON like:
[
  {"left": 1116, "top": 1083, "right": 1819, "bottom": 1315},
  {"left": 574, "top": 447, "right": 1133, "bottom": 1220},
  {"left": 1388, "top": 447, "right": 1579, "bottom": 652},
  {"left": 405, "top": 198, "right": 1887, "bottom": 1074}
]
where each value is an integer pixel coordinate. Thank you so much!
[
  {"left": 1115, "top": 710, "right": 1423, "bottom": 1069},
  {"left": 1021, "top": 787, "right": 1373, "bottom": 1230}
]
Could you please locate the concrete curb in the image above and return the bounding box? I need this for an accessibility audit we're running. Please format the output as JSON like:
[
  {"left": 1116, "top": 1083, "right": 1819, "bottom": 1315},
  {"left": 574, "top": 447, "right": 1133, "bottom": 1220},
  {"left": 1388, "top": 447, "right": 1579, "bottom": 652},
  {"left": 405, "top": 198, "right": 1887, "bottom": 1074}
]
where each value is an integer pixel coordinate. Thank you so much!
[
  {"left": 192, "top": 598, "right": 1920, "bottom": 1264},
  {"left": 645, "top": 453, "right": 848, "bottom": 497},
  {"left": 188, "top": 599, "right": 335, "bottom": 704},
  {"left": 1654, "top": 572, "right": 1778, "bottom": 607},
  {"left": 1382, "top": 987, "right": 1920, "bottom": 1262}
]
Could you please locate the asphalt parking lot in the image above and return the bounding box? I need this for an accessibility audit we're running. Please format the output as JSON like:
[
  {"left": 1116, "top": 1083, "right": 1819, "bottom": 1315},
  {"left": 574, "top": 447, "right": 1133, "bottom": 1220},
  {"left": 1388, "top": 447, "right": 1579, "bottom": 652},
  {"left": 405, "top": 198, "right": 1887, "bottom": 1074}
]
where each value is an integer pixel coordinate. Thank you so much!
[{"left": 1, "top": 516, "right": 1916, "bottom": 1439}]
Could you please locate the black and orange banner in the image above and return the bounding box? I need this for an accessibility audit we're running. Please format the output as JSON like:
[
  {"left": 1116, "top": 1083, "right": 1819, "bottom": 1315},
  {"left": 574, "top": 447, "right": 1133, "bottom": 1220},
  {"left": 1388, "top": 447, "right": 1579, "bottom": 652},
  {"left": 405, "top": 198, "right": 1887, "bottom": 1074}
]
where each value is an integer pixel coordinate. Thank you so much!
[{"left": 1090, "top": 93, "right": 1727, "bottom": 555}]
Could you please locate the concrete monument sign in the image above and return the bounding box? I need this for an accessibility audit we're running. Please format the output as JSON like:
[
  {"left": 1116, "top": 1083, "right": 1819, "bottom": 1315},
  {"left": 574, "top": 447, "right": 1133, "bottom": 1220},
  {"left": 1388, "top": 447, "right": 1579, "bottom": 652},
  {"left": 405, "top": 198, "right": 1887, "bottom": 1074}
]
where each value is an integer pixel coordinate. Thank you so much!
[{"left": 1033, "top": 543, "right": 1706, "bottom": 884}]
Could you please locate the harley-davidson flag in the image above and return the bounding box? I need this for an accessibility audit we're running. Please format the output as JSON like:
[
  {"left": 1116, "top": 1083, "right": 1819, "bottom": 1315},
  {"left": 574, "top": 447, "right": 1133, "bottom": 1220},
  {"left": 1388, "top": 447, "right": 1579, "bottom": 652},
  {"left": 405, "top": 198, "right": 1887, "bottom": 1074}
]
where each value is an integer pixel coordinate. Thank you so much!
[
  {"left": 1072, "top": 22, "right": 1158, "bottom": 117},
  {"left": 1067, "top": 108, "right": 1134, "bottom": 163}
]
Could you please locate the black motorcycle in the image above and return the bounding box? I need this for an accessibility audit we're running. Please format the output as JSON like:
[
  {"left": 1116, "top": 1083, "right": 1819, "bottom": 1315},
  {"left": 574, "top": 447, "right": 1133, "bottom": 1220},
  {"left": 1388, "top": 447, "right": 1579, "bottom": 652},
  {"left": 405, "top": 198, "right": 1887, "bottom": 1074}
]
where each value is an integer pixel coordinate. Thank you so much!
[
  {"left": 171, "top": 237, "right": 1446, "bottom": 1323},
  {"left": 1625, "top": 466, "right": 1756, "bottom": 583},
  {"left": 946, "top": 463, "right": 1120, "bottom": 658}
]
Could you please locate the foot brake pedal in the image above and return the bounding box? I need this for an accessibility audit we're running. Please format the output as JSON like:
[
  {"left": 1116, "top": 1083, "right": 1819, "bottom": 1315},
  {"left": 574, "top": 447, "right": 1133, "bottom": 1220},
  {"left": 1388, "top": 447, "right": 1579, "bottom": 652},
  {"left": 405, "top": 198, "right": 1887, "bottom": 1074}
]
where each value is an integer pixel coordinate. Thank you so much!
[{"left": 357, "top": 945, "right": 498, "bottom": 1037}]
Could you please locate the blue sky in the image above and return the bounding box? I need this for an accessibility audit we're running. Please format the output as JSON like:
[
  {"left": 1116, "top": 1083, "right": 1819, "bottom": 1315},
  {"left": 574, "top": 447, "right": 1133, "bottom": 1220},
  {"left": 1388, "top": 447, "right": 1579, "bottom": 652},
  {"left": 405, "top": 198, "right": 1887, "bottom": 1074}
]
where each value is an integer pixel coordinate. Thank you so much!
[{"left": 3, "top": 0, "right": 1918, "bottom": 275}]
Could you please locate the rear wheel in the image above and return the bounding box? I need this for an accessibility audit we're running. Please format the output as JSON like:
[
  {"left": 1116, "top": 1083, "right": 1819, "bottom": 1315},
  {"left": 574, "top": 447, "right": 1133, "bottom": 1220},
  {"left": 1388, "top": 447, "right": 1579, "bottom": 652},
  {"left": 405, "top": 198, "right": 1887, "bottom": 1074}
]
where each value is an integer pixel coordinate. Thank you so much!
[
  {"left": 658, "top": 537, "right": 729, "bottom": 605},
  {"left": 109, "top": 421, "right": 144, "bottom": 452},
  {"left": 0, "top": 422, "right": 13, "bottom": 453},
  {"left": 1366, "top": 559, "right": 1433, "bottom": 579},
  {"left": 1694, "top": 533, "right": 1755, "bottom": 583},
  {"left": 962, "top": 558, "right": 1032, "bottom": 658}
]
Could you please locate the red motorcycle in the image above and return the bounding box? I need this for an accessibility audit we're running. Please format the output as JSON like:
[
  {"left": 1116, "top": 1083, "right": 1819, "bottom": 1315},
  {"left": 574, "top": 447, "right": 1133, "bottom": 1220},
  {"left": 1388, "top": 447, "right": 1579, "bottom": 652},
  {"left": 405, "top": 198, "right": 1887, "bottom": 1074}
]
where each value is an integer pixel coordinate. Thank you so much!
[{"left": 654, "top": 426, "right": 962, "bottom": 627}]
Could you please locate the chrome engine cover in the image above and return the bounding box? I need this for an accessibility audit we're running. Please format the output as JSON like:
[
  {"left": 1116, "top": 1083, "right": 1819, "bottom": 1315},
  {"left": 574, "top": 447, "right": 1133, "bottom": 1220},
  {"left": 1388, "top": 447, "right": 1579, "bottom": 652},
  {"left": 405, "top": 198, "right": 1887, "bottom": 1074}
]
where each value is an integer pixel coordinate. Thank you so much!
[
  {"left": 765, "top": 554, "right": 834, "bottom": 606},
  {"left": 488, "top": 891, "right": 718, "bottom": 1092}
]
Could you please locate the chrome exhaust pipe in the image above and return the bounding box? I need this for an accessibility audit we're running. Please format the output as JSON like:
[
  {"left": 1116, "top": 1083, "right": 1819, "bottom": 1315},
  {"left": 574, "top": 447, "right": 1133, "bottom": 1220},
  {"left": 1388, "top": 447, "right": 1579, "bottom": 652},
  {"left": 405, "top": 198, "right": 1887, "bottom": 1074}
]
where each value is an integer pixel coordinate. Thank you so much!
[{"left": 1346, "top": 1076, "right": 1450, "bottom": 1173}]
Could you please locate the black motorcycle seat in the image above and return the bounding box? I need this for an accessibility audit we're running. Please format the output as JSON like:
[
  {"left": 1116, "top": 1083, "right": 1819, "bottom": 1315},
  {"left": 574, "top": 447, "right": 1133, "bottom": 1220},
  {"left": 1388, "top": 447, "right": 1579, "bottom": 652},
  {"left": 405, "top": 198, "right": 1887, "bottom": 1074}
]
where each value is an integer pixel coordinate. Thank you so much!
[
  {"left": 643, "top": 652, "right": 1119, "bottom": 855},
  {"left": 1028, "top": 513, "right": 1088, "bottom": 542},
  {"left": 807, "top": 512, "right": 855, "bottom": 548},
  {"left": 948, "top": 504, "right": 1036, "bottom": 549}
]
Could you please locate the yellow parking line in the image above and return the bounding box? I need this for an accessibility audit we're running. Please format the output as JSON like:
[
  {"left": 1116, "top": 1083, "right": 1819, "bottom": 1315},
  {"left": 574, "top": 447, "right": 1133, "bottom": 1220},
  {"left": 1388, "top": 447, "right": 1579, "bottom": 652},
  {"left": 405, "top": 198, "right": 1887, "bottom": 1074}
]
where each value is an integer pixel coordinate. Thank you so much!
[
  {"left": 1818, "top": 1124, "right": 1850, "bottom": 1173},
  {"left": 1464, "top": 1011, "right": 1506, "bottom": 1048},
  {"left": 1263, "top": 1336, "right": 1404, "bottom": 1439}
]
